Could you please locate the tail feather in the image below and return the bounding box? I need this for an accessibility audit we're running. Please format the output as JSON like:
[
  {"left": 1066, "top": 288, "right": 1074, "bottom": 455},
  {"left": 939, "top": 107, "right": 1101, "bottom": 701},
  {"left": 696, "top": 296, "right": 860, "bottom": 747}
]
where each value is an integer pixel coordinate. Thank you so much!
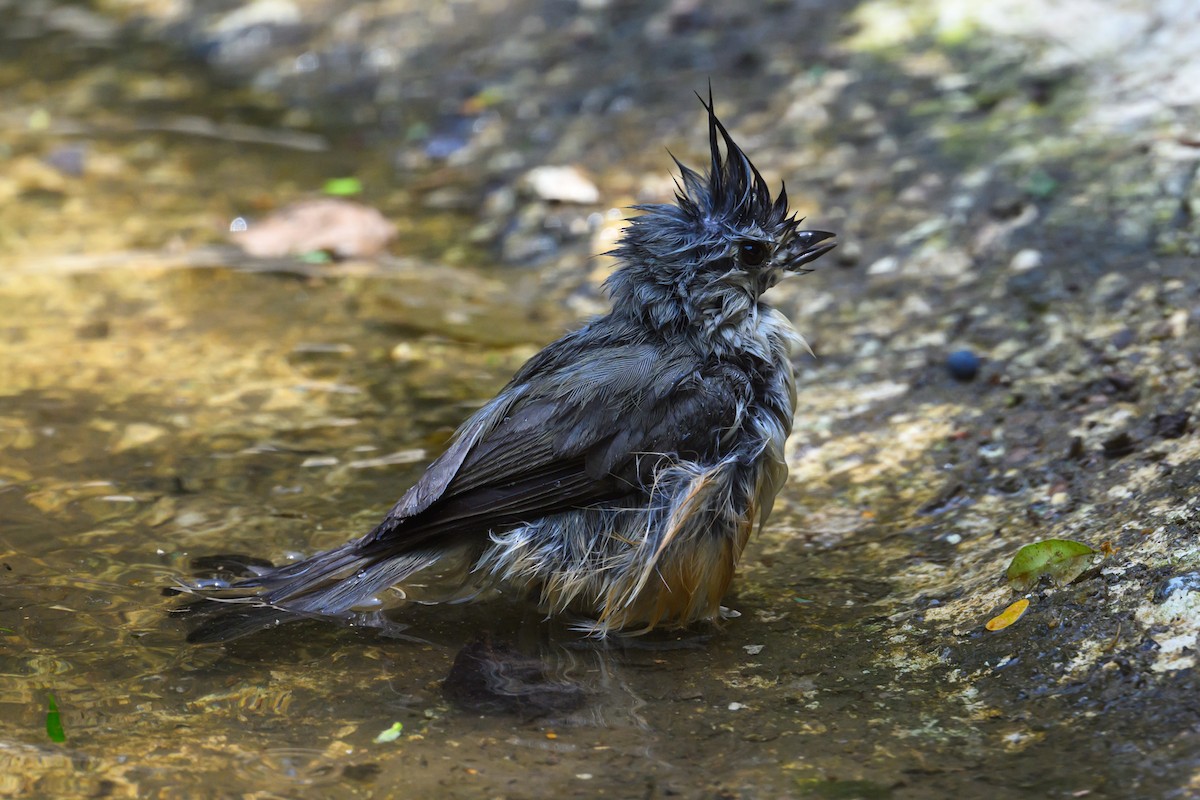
[
  {"left": 264, "top": 546, "right": 439, "bottom": 614},
  {"left": 175, "top": 540, "right": 444, "bottom": 642}
]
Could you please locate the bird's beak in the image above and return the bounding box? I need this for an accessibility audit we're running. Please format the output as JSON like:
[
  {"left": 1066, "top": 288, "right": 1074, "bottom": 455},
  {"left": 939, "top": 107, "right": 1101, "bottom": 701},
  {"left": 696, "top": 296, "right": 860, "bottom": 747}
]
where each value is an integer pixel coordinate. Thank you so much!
[{"left": 785, "top": 230, "right": 837, "bottom": 272}]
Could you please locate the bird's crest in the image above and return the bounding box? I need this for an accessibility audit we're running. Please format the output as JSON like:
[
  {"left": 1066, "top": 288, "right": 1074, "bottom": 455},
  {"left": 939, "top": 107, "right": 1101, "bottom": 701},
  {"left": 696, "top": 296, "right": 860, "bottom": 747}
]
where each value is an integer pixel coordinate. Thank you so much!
[{"left": 669, "top": 89, "right": 792, "bottom": 234}]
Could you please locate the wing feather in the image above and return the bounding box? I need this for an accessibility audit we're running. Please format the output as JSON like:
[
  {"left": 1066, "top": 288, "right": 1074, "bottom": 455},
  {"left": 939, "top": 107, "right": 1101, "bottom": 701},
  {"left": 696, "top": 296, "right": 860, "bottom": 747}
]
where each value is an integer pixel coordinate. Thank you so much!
[{"left": 361, "top": 337, "right": 751, "bottom": 552}]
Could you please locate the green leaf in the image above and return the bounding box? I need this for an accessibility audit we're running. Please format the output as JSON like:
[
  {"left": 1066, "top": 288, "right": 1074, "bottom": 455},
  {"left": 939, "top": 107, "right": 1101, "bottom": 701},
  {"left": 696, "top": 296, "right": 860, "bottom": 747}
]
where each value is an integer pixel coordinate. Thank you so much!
[
  {"left": 373, "top": 721, "right": 403, "bottom": 743},
  {"left": 1006, "top": 539, "right": 1097, "bottom": 591},
  {"left": 28, "top": 108, "right": 51, "bottom": 131},
  {"left": 46, "top": 692, "right": 66, "bottom": 742},
  {"left": 470, "top": 87, "right": 505, "bottom": 109},
  {"left": 1021, "top": 169, "right": 1058, "bottom": 199},
  {"left": 298, "top": 250, "right": 332, "bottom": 264},
  {"left": 404, "top": 121, "right": 430, "bottom": 142},
  {"left": 322, "top": 177, "right": 363, "bottom": 196}
]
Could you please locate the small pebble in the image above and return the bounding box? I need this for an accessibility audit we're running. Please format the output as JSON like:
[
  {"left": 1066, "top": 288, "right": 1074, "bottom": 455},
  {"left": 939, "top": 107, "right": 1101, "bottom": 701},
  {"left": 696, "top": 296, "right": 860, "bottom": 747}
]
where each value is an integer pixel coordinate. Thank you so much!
[
  {"left": 1149, "top": 309, "right": 1188, "bottom": 340},
  {"left": 835, "top": 240, "right": 862, "bottom": 267},
  {"left": 1067, "top": 436, "right": 1086, "bottom": 460},
  {"left": 866, "top": 255, "right": 898, "bottom": 275},
  {"left": 300, "top": 456, "right": 339, "bottom": 468},
  {"left": 44, "top": 144, "right": 87, "bottom": 177},
  {"left": 524, "top": 165, "right": 600, "bottom": 204},
  {"left": 425, "top": 132, "right": 470, "bottom": 160},
  {"left": 1101, "top": 431, "right": 1136, "bottom": 458},
  {"left": 1009, "top": 248, "right": 1042, "bottom": 272},
  {"left": 76, "top": 319, "right": 110, "bottom": 340},
  {"left": 946, "top": 349, "right": 981, "bottom": 381},
  {"left": 1152, "top": 411, "right": 1191, "bottom": 439},
  {"left": 1109, "top": 328, "right": 1135, "bottom": 351}
]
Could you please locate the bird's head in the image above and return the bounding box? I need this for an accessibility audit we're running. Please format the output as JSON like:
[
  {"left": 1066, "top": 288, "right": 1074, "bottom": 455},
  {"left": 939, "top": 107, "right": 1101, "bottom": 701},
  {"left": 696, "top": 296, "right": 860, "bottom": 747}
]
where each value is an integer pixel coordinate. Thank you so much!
[{"left": 608, "top": 92, "right": 835, "bottom": 330}]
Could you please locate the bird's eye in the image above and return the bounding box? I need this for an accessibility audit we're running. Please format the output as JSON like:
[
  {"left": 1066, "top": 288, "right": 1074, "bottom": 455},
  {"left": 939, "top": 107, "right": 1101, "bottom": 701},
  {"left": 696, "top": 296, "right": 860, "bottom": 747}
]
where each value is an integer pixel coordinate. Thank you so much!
[{"left": 738, "top": 240, "right": 770, "bottom": 268}]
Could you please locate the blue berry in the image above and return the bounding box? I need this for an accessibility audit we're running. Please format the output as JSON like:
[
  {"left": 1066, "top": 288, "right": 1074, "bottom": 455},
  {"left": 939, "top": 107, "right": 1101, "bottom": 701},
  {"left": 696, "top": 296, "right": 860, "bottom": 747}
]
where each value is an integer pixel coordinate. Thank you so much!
[{"left": 947, "top": 349, "right": 981, "bottom": 382}]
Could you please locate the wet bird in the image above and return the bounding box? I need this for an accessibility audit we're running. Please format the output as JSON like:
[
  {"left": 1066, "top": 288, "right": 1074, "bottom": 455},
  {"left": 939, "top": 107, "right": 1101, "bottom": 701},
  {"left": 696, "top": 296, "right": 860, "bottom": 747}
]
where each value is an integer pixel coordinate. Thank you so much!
[{"left": 178, "top": 93, "right": 836, "bottom": 642}]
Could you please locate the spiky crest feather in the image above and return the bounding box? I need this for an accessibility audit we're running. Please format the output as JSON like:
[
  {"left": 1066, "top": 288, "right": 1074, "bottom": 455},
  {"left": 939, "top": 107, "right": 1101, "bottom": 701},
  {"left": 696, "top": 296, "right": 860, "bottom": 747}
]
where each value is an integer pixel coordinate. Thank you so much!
[{"left": 602, "top": 92, "right": 822, "bottom": 346}]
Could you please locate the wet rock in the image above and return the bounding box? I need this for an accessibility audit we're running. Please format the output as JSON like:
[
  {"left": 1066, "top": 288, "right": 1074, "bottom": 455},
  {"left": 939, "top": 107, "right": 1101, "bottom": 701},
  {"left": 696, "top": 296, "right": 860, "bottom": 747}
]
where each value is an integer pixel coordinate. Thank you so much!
[
  {"left": 897, "top": 173, "right": 943, "bottom": 205},
  {"left": 1101, "top": 431, "right": 1137, "bottom": 458},
  {"left": 866, "top": 255, "right": 898, "bottom": 275},
  {"left": 1008, "top": 248, "right": 1042, "bottom": 272},
  {"left": 491, "top": 195, "right": 597, "bottom": 267},
  {"left": 422, "top": 115, "right": 481, "bottom": 161},
  {"left": 113, "top": 423, "right": 168, "bottom": 453},
  {"left": 1152, "top": 572, "right": 1200, "bottom": 604},
  {"left": 79, "top": 494, "right": 139, "bottom": 521},
  {"left": 202, "top": 0, "right": 307, "bottom": 70},
  {"left": 44, "top": 144, "right": 87, "bottom": 178},
  {"left": 341, "top": 763, "right": 381, "bottom": 782},
  {"left": 287, "top": 342, "right": 354, "bottom": 362},
  {"left": 45, "top": 4, "right": 119, "bottom": 42},
  {"left": 211, "top": 0, "right": 302, "bottom": 35},
  {"left": 1067, "top": 436, "right": 1086, "bottom": 460},
  {"left": 989, "top": 191, "right": 1027, "bottom": 219},
  {"left": 1152, "top": 411, "right": 1191, "bottom": 439},
  {"left": 480, "top": 185, "right": 518, "bottom": 219},
  {"left": 1071, "top": 372, "right": 1140, "bottom": 404},
  {"left": 1006, "top": 265, "right": 1063, "bottom": 312},
  {"left": 75, "top": 319, "right": 110, "bottom": 340},
  {"left": 420, "top": 186, "right": 475, "bottom": 212},
  {"left": 834, "top": 239, "right": 862, "bottom": 267},
  {"left": 917, "top": 480, "right": 969, "bottom": 515},
  {"left": 640, "top": 2, "right": 705, "bottom": 42},
  {"left": 500, "top": 230, "right": 559, "bottom": 265},
  {"left": 522, "top": 165, "right": 600, "bottom": 204},
  {"left": 442, "top": 636, "right": 587, "bottom": 716},
  {"left": 1109, "top": 327, "right": 1135, "bottom": 351},
  {"left": 424, "top": 133, "right": 469, "bottom": 161},
  {"left": 7, "top": 155, "right": 69, "bottom": 196},
  {"left": 1149, "top": 309, "right": 1188, "bottom": 340}
]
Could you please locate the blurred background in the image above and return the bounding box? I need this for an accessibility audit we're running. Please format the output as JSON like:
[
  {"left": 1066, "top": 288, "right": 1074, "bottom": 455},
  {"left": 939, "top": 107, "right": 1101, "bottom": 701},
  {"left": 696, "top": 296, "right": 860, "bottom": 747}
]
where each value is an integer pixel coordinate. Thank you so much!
[{"left": 1, "top": 1, "right": 1198, "bottom": 798}]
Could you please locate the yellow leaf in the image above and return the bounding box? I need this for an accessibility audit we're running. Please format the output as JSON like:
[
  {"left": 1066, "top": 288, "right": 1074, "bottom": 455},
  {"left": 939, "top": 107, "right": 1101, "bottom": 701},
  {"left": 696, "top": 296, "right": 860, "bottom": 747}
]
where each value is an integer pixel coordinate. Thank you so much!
[{"left": 986, "top": 598, "right": 1030, "bottom": 631}]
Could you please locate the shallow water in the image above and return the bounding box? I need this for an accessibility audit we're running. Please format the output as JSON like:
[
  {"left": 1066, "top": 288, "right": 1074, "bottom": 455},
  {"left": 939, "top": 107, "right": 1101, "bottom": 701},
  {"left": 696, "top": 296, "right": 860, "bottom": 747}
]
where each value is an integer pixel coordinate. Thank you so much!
[
  {"left": 4, "top": 14, "right": 891, "bottom": 796},
  {"left": 0, "top": 210, "right": 972, "bottom": 798},
  {"left": 0, "top": 253, "right": 907, "bottom": 799}
]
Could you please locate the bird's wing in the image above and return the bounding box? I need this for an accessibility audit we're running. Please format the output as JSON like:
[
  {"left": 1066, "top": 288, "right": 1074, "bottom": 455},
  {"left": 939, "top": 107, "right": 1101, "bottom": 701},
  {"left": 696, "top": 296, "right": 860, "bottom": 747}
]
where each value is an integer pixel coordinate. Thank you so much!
[
  {"left": 361, "top": 338, "right": 749, "bottom": 550},
  {"left": 378, "top": 325, "right": 600, "bottom": 522}
]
